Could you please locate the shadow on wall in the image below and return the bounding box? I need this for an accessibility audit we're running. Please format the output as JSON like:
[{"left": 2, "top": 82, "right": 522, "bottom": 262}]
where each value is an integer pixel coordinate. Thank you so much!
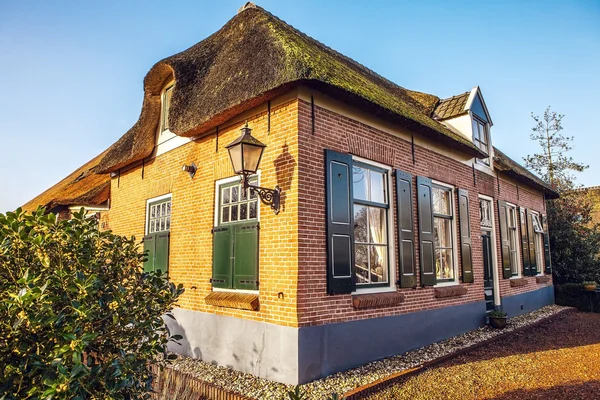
[
  {"left": 165, "top": 316, "right": 203, "bottom": 361},
  {"left": 274, "top": 143, "right": 296, "bottom": 213}
]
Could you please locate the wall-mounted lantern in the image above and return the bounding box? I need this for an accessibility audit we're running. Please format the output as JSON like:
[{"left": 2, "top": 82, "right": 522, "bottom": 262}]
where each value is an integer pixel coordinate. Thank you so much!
[
  {"left": 182, "top": 162, "right": 197, "bottom": 179},
  {"left": 226, "top": 123, "right": 281, "bottom": 214}
]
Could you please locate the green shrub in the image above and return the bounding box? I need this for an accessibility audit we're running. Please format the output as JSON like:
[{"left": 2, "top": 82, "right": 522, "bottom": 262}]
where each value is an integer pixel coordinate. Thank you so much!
[
  {"left": 0, "top": 208, "right": 184, "bottom": 399},
  {"left": 555, "top": 283, "right": 600, "bottom": 312}
]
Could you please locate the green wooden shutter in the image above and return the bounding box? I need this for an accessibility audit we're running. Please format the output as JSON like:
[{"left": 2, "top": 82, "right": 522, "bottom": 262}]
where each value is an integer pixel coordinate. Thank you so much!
[
  {"left": 395, "top": 169, "right": 416, "bottom": 288},
  {"left": 458, "top": 189, "right": 474, "bottom": 284},
  {"left": 325, "top": 149, "right": 355, "bottom": 294},
  {"left": 527, "top": 210, "right": 537, "bottom": 275},
  {"left": 519, "top": 207, "right": 531, "bottom": 276},
  {"left": 143, "top": 234, "right": 155, "bottom": 273},
  {"left": 498, "top": 201, "right": 512, "bottom": 279},
  {"left": 417, "top": 176, "right": 436, "bottom": 287},
  {"left": 155, "top": 232, "right": 170, "bottom": 275},
  {"left": 212, "top": 226, "right": 233, "bottom": 289},
  {"left": 233, "top": 222, "right": 259, "bottom": 290},
  {"left": 542, "top": 215, "right": 552, "bottom": 274}
]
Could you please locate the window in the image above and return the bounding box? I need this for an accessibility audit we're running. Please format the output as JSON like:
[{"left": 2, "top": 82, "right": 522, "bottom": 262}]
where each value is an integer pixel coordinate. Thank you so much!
[
  {"left": 532, "top": 213, "right": 544, "bottom": 274},
  {"left": 353, "top": 162, "right": 390, "bottom": 287},
  {"left": 472, "top": 117, "right": 490, "bottom": 164},
  {"left": 160, "top": 83, "right": 174, "bottom": 133},
  {"left": 143, "top": 195, "right": 171, "bottom": 274},
  {"left": 507, "top": 205, "right": 519, "bottom": 276},
  {"left": 432, "top": 185, "right": 456, "bottom": 282},
  {"left": 219, "top": 177, "right": 258, "bottom": 224},
  {"left": 212, "top": 176, "right": 260, "bottom": 291}
]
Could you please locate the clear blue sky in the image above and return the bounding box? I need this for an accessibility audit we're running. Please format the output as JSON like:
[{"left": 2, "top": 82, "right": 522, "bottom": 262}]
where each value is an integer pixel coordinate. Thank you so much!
[{"left": 1, "top": 0, "right": 599, "bottom": 213}]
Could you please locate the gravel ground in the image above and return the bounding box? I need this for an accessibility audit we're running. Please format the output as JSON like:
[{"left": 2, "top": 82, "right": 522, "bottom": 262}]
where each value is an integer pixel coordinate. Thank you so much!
[
  {"left": 168, "top": 305, "right": 570, "bottom": 399},
  {"left": 364, "top": 310, "right": 600, "bottom": 400}
]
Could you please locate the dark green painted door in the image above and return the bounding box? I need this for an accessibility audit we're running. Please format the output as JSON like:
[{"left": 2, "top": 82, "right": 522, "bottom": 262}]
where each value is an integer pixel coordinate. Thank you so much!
[{"left": 482, "top": 231, "right": 495, "bottom": 313}]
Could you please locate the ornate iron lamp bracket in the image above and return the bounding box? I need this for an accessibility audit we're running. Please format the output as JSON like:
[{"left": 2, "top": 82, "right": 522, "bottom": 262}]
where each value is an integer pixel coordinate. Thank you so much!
[{"left": 241, "top": 173, "right": 281, "bottom": 214}]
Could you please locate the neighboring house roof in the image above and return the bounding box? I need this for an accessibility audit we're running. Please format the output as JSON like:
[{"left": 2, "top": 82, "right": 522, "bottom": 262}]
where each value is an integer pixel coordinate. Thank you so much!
[
  {"left": 493, "top": 147, "right": 559, "bottom": 199},
  {"left": 96, "top": 3, "right": 486, "bottom": 174},
  {"left": 22, "top": 150, "right": 111, "bottom": 212},
  {"left": 433, "top": 92, "right": 470, "bottom": 120}
]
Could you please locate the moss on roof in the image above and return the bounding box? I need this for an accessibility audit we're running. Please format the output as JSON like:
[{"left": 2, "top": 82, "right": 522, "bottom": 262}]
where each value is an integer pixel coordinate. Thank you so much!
[
  {"left": 493, "top": 147, "right": 559, "bottom": 199},
  {"left": 22, "top": 150, "right": 111, "bottom": 212},
  {"left": 96, "top": 4, "right": 485, "bottom": 173}
]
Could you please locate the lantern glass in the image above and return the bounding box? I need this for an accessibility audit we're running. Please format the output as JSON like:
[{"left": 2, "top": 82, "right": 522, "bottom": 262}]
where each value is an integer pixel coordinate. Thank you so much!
[
  {"left": 242, "top": 142, "right": 264, "bottom": 174},
  {"left": 227, "top": 144, "right": 244, "bottom": 174}
]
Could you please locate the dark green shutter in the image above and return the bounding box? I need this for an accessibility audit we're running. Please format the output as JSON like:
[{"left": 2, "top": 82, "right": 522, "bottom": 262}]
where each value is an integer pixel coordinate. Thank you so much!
[
  {"left": 143, "top": 234, "right": 155, "bottom": 273},
  {"left": 395, "top": 169, "right": 416, "bottom": 288},
  {"left": 527, "top": 210, "right": 537, "bottom": 275},
  {"left": 417, "top": 177, "right": 436, "bottom": 286},
  {"left": 325, "top": 149, "right": 355, "bottom": 294},
  {"left": 155, "top": 232, "right": 170, "bottom": 275},
  {"left": 542, "top": 215, "right": 552, "bottom": 274},
  {"left": 212, "top": 226, "right": 233, "bottom": 289},
  {"left": 458, "top": 189, "right": 474, "bottom": 283},
  {"left": 233, "top": 223, "right": 259, "bottom": 290},
  {"left": 519, "top": 207, "right": 531, "bottom": 276},
  {"left": 498, "top": 200, "right": 512, "bottom": 279}
]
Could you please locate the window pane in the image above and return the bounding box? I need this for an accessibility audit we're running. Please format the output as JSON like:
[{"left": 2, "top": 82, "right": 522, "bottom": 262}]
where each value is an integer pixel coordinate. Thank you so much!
[
  {"left": 223, "top": 188, "right": 230, "bottom": 204},
  {"left": 241, "top": 186, "right": 248, "bottom": 201},
  {"left": 166, "top": 216, "right": 171, "bottom": 231},
  {"left": 166, "top": 202, "right": 171, "bottom": 215},
  {"left": 250, "top": 187, "right": 257, "bottom": 200},
  {"left": 355, "top": 244, "right": 369, "bottom": 283},
  {"left": 353, "top": 166, "right": 368, "bottom": 201},
  {"left": 231, "top": 186, "right": 239, "bottom": 203},
  {"left": 249, "top": 201, "right": 257, "bottom": 219},
  {"left": 436, "top": 248, "right": 454, "bottom": 280},
  {"left": 240, "top": 203, "right": 247, "bottom": 220},
  {"left": 160, "top": 218, "right": 165, "bottom": 232},
  {"left": 368, "top": 207, "right": 387, "bottom": 244},
  {"left": 354, "top": 205, "right": 368, "bottom": 243},
  {"left": 150, "top": 220, "right": 155, "bottom": 233},
  {"left": 231, "top": 205, "right": 238, "bottom": 221},
  {"left": 472, "top": 120, "right": 480, "bottom": 141},
  {"left": 151, "top": 205, "right": 156, "bottom": 218},
  {"left": 370, "top": 246, "right": 388, "bottom": 283},
  {"left": 434, "top": 217, "right": 452, "bottom": 248},
  {"left": 370, "top": 171, "right": 386, "bottom": 204},
  {"left": 222, "top": 206, "right": 230, "bottom": 223},
  {"left": 433, "top": 187, "right": 451, "bottom": 216},
  {"left": 161, "top": 203, "right": 166, "bottom": 218}
]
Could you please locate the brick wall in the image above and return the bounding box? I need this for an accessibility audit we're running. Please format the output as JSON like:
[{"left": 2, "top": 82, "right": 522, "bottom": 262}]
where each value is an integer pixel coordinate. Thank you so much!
[
  {"left": 297, "top": 97, "right": 552, "bottom": 327},
  {"left": 105, "top": 99, "right": 300, "bottom": 327}
]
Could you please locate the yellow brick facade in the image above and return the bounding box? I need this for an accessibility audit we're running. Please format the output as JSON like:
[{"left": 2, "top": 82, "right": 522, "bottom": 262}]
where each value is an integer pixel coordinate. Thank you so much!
[{"left": 105, "top": 98, "right": 300, "bottom": 327}]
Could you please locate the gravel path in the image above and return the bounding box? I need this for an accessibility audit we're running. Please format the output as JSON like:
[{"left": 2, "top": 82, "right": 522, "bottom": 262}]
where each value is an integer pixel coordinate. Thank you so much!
[
  {"left": 168, "top": 305, "right": 570, "bottom": 399},
  {"left": 364, "top": 310, "right": 600, "bottom": 400}
]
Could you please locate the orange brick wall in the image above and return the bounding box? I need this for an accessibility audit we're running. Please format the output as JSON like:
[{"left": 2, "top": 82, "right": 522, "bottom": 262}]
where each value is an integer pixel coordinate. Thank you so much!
[
  {"left": 105, "top": 99, "right": 300, "bottom": 327},
  {"left": 296, "top": 97, "right": 552, "bottom": 327}
]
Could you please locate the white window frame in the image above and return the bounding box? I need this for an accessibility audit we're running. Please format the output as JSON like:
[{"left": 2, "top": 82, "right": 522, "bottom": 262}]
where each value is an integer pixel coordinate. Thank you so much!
[
  {"left": 432, "top": 180, "right": 460, "bottom": 287},
  {"left": 508, "top": 202, "right": 522, "bottom": 278},
  {"left": 351, "top": 155, "right": 396, "bottom": 294},
  {"left": 479, "top": 194, "right": 501, "bottom": 306},
  {"left": 212, "top": 174, "right": 261, "bottom": 295},
  {"left": 160, "top": 82, "right": 174, "bottom": 134},
  {"left": 145, "top": 193, "right": 172, "bottom": 235},
  {"left": 213, "top": 172, "right": 261, "bottom": 228},
  {"left": 531, "top": 211, "right": 545, "bottom": 275}
]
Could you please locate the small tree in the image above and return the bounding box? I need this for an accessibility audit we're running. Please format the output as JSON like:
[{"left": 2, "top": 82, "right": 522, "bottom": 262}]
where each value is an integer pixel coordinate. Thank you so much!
[
  {"left": 0, "top": 208, "right": 184, "bottom": 399},
  {"left": 524, "top": 107, "right": 600, "bottom": 284}
]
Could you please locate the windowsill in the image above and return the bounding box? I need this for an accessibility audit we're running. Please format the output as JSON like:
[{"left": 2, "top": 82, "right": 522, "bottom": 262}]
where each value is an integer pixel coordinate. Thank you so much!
[
  {"left": 472, "top": 160, "right": 495, "bottom": 176},
  {"left": 352, "top": 286, "right": 397, "bottom": 295},
  {"left": 435, "top": 285, "right": 468, "bottom": 298},
  {"left": 213, "top": 287, "right": 259, "bottom": 295},
  {"left": 510, "top": 278, "right": 528, "bottom": 287},
  {"left": 352, "top": 292, "right": 405, "bottom": 309},
  {"left": 536, "top": 275, "right": 551, "bottom": 284},
  {"left": 434, "top": 281, "right": 460, "bottom": 288},
  {"left": 205, "top": 291, "right": 259, "bottom": 311}
]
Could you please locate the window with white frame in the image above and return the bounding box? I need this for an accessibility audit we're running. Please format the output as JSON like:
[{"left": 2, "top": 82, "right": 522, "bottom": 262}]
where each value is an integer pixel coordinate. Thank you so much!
[
  {"left": 508, "top": 205, "right": 520, "bottom": 276},
  {"left": 532, "top": 212, "right": 544, "bottom": 274},
  {"left": 147, "top": 197, "right": 172, "bottom": 234},
  {"left": 143, "top": 195, "right": 172, "bottom": 274},
  {"left": 353, "top": 161, "right": 390, "bottom": 287},
  {"left": 432, "top": 184, "right": 456, "bottom": 282},
  {"left": 218, "top": 176, "right": 258, "bottom": 225},
  {"left": 472, "top": 117, "right": 490, "bottom": 164},
  {"left": 160, "top": 83, "right": 174, "bottom": 133}
]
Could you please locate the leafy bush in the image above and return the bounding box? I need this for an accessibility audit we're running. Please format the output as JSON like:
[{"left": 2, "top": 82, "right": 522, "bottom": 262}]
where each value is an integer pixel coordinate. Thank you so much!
[
  {"left": 555, "top": 283, "right": 600, "bottom": 313},
  {"left": 0, "top": 208, "right": 184, "bottom": 399}
]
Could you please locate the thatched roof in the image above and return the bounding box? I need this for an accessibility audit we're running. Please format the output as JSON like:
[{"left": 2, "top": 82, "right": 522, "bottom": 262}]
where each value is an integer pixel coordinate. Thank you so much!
[
  {"left": 434, "top": 92, "right": 470, "bottom": 120},
  {"left": 22, "top": 150, "right": 111, "bottom": 212},
  {"left": 96, "top": 3, "right": 486, "bottom": 173},
  {"left": 493, "top": 147, "right": 559, "bottom": 199}
]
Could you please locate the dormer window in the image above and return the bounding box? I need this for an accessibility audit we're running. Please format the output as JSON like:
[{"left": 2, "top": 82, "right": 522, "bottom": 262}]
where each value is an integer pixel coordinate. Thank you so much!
[
  {"left": 472, "top": 117, "right": 490, "bottom": 165},
  {"left": 160, "top": 83, "right": 174, "bottom": 133}
]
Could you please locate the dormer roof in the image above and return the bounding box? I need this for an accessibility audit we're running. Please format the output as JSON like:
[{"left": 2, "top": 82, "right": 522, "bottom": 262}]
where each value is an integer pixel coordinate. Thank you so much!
[{"left": 434, "top": 86, "right": 493, "bottom": 126}]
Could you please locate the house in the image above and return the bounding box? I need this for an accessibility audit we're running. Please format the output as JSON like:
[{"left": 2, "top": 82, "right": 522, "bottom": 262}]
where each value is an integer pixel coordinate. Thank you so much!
[{"left": 24, "top": 3, "right": 558, "bottom": 385}]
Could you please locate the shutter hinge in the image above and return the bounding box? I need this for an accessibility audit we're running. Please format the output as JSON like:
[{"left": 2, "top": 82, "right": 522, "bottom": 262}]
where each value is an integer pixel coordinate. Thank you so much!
[
  {"left": 210, "top": 279, "right": 226, "bottom": 283},
  {"left": 239, "top": 280, "right": 259, "bottom": 285},
  {"left": 212, "top": 227, "right": 229, "bottom": 233}
]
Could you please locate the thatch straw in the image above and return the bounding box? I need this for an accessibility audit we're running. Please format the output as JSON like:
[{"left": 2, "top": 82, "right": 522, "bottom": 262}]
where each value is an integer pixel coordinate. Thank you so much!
[{"left": 96, "top": 4, "right": 486, "bottom": 174}]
